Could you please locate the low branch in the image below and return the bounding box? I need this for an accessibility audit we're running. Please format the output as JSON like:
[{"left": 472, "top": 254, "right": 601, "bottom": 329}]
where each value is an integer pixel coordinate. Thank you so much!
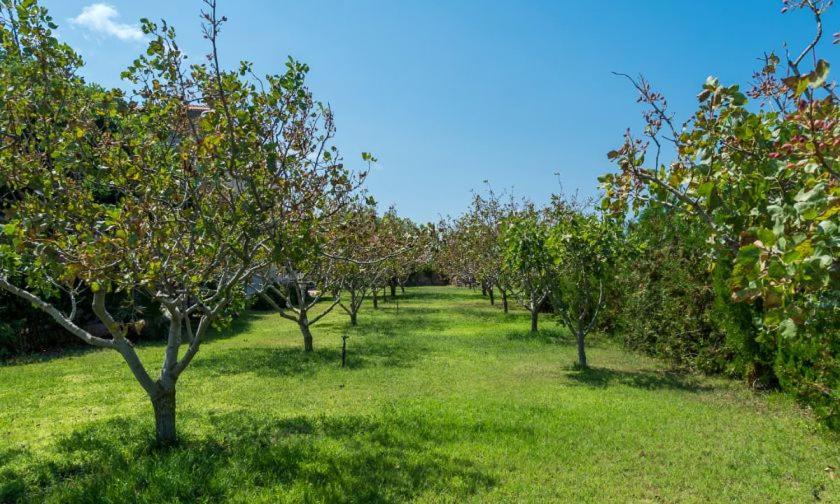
[{"left": 0, "top": 277, "right": 115, "bottom": 349}]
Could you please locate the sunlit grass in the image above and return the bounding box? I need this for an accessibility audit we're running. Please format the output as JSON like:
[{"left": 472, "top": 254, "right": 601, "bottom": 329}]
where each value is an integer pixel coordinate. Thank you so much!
[{"left": 0, "top": 287, "right": 837, "bottom": 502}]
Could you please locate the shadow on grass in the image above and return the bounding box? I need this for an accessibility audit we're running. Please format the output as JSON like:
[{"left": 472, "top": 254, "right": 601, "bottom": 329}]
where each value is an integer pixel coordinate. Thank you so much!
[
  {"left": 567, "top": 365, "right": 713, "bottom": 393},
  {"left": 0, "top": 412, "right": 496, "bottom": 503},
  {"left": 194, "top": 310, "right": 442, "bottom": 378},
  {"left": 192, "top": 338, "right": 422, "bottom": 377},
  {"left": 505, "top": 327, "right": 573, "bottom": 345}
]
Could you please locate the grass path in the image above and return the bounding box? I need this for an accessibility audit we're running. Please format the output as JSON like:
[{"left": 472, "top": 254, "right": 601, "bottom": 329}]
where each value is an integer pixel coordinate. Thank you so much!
[{"left": 0, "top": 287, "right": 837, "bottom": 502}]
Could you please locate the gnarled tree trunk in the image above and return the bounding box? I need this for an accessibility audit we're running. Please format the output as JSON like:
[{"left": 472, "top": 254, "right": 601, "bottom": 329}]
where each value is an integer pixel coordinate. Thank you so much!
[
  {"left": 576, "top": 330, "right": 587, "bottom": 368},
  {"left": 151, "top": 385, "right": 177, "bottom": 445},
  {"left": 299, "top": 312, "right": 314, "bottom": 352}
]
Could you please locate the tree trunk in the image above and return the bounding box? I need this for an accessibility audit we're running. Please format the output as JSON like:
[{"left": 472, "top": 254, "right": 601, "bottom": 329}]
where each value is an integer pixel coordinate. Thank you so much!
[
  {"left": 501, "top": 289, "right": 508, "bottom": 313},
  {"left": 576, "top": 330, "right": 588, "bottom": 368},
  {"left": 481, "top": 285, "right": 487, "bottom": 296},
  {"left": 530, "top": 309, "right": 538, "bottom": 332},
  {"left": 341, "top": 334, "right": 348, "bottom": 367},
  {"left": 350, "top": 311, "right": 358, "bottom": 326},
  {"left": 152, "top": 386, "right": 177, "bottom": 445},
  {"left": 489, "top": 286, "right": 495, "bottom": 305},
  {"left": 373, "top": 290, "right": 378, "bottom": 309},
  {"left": 390, "top": 281, "right": 396, "bottom": 298},
  {"left": 300, "top": 315, "right": 314, "bottom": 352},
  {"left": 400, "top": 284, "right": 405, "bottom": 294}
]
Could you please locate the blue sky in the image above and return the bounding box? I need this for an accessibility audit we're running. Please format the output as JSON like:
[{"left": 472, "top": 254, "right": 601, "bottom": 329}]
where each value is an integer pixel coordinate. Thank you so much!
[{"left": 44, "top": 1, "right": 835, "bottom": 222}]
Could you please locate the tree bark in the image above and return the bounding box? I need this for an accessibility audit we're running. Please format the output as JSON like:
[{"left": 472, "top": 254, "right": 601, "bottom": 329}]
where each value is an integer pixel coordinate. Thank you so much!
[
  {"left": 501, "top": 289, "right": 508, "bottom": 313},
  {"left": 299, "top": 314, "right": 314, "bottom": 352},
  {"left": 152, "top": 386, "right": 177, "bottom": 445},
  {"left": 576, "top": 330, "right": 588, "bottom": 368},
  {"left": 400, "top": 284, "right": 405, "bottom": 294},
  {"left": 390, "top": 280, "right": 396, "bottom": 298},
  {"left": 341, "top": 334, "right": 348, "bottom": 367},
  {"left": 372, "top": 289, "right": 378, "bottom": 309},
  {"left": 530, "top": 309, "right": 538, "bottom": 332},
  {"left": 488, "top": 286, "right": 495, "bottom": 305},
  {"left": 481, "top": 285, "right": 487, "bottom": 296},
  {"left": 350, "top": 311, "right": 358, "bottom": 326}
]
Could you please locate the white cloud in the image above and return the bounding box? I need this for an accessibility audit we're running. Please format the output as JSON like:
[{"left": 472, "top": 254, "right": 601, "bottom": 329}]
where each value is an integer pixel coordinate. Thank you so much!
[{"left": 70, "top": 3, "right": 143, "bottom": 42}]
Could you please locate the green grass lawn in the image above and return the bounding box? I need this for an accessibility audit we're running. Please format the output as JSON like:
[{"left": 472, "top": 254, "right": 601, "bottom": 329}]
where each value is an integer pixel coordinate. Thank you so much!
[{"left": 0, "top": 287, "right": 837, "bottom": 503}]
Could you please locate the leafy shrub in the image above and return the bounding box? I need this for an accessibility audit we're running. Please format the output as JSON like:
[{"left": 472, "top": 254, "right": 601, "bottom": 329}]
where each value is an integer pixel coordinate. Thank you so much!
[{"left": 606, "top": 207, "right": 734, "bottom": 374}]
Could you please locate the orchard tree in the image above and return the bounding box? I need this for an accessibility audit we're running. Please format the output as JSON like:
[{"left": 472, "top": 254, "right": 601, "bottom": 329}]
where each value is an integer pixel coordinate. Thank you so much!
[
  {"left": 601, "top": 0, "right": 838, "bottom": 423},
  {"left": 0, "top": 1, "right": 354, "bottom": 443},
  {"left": 333, "top": 202, "right": 413, "bottom": 325},
  {"left": 500, "top": 205, "right": 552, "bottom": 332},
  {"left": 545, "top": 199, "right": 616, "bottom": 368},
  {"left": 378, "top": 207, "right": 423, "bottom": 299},
  {"left": 436, "top": 216, "right": 479, "bottom": 288},
  {"left": 257, "top": 254, "right": 343, "bottom": 352},
  {"left": 334, "top": 203, "right": 382, "bottom": 325},
  {"left": 467, "top": 186, "right": 519, "bottom": 311}
]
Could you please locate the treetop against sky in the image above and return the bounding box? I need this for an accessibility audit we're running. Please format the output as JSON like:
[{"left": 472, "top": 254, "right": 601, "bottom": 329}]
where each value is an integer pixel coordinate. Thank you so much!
[{"left": 44, "top": 0, "right": 838, "bottom": 221}]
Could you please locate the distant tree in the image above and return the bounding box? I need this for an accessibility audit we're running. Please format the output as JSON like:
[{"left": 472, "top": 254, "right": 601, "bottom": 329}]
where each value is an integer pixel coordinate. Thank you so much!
[
  {"left": 545, "top": 198, "right": 616, "bottom": 368},
  {"left": 332, "top": 201, "right": 398, "bottom": 325},
  {"left": 436, "top": 217, "right": 479, "bottom": 289},
  {"left": 500, "top": 206, "right": 552, "bottom": 332},
  {"left": 377, "top": 207, "right": 425, "bottom": 299},
  {"left": 468, "top": 186, "right": 519, "bottom": 311},
  {"left": 257, "top": 253, "right": 344, "bottom": 352},
  {"left": 333, "top": 202, "right": 380, "bottom": 325}
]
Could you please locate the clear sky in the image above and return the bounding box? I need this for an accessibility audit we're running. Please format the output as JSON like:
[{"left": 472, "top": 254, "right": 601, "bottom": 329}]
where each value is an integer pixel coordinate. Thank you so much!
[{"left": 43, "top": 1, "right": 835, "bottom": 222}]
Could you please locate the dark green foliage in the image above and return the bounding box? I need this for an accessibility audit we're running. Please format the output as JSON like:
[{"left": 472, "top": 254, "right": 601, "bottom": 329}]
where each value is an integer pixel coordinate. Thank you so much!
[
  {"left": 0, "top": 289, "right": 168, "bottom": 359},
  {"left": 606, "top": 207, "right": 733, "bottom": 374},
  {"left": 608, "top": 206, "right": 838, "bottom": 428},
  {"left": 0, "top": 293, "right": 73, "bottom": 358}
]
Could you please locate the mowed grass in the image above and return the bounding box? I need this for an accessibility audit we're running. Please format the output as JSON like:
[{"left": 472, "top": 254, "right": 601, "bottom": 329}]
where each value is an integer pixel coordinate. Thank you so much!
[{"left": 0, "top": 287, "right": 837, "bottom": 503}]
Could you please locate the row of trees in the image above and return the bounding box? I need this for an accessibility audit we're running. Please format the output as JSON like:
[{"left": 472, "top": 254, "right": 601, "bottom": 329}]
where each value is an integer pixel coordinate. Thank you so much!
[
  {"left": 436, "top": 189, "right": 616, "bottom": 368},
  {"left": 435, "top": 0, "right": 838, "bottom": 428},
  {"left": 0, "top": 0, "right": 427, "bottom": 444},
  {"left": 1, "top": 0, "right": 835, "bottom": 442},
  {"left": 255, "top": 199, "right": 429, "bottom": 351}
]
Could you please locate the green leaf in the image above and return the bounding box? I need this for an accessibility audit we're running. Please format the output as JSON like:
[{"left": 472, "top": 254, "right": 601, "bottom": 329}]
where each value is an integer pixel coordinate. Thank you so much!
[
  {"left": 779, "top": 318, "right": 797, "bottom": 339},
  {"left": 808, "top": 59, "right": 830, "bottom": 88},
  {"left": 2, "top": 222, "right": 18, "bottom": 237}
]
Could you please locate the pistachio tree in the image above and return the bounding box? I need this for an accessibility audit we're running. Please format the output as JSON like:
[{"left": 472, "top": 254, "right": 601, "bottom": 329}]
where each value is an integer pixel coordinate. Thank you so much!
[
  {"left": 0, "top": 0, "right": 351, "bottom": 443},
  {"left": 601, "top": 0, "right": 838, "bottom": 423},
  {"left": 468, "top": 187, "right": 519, "bottom": 311},
  {"left": 545, "top": 199, "right": 616, "bottom": 367},
  {"left": 436, "top": 216, "right": 479, "bottom": 289},
  {"left": 332, "top": 202, "right": 411, "bottom": 325},
  {"left": 500, "top": 205, "right": 552, "bottom": 332},
  {"left": 377, "top": 207, "right": 424, "bottom": 300}
]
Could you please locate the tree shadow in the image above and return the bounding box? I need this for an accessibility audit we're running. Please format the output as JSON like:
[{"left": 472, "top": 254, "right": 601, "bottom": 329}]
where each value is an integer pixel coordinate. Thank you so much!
[
  {"left": 505, "top": 327, "right": 573, "bottom": 345},
  {"left": 0, "top": 412, "right": 496, "bottom": 503},
  {"left": 566, "top": 366, "right": 713, "bottom": 393},
  {"left": 192, "top": 338, "right": 423, "bottom": 378}
]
